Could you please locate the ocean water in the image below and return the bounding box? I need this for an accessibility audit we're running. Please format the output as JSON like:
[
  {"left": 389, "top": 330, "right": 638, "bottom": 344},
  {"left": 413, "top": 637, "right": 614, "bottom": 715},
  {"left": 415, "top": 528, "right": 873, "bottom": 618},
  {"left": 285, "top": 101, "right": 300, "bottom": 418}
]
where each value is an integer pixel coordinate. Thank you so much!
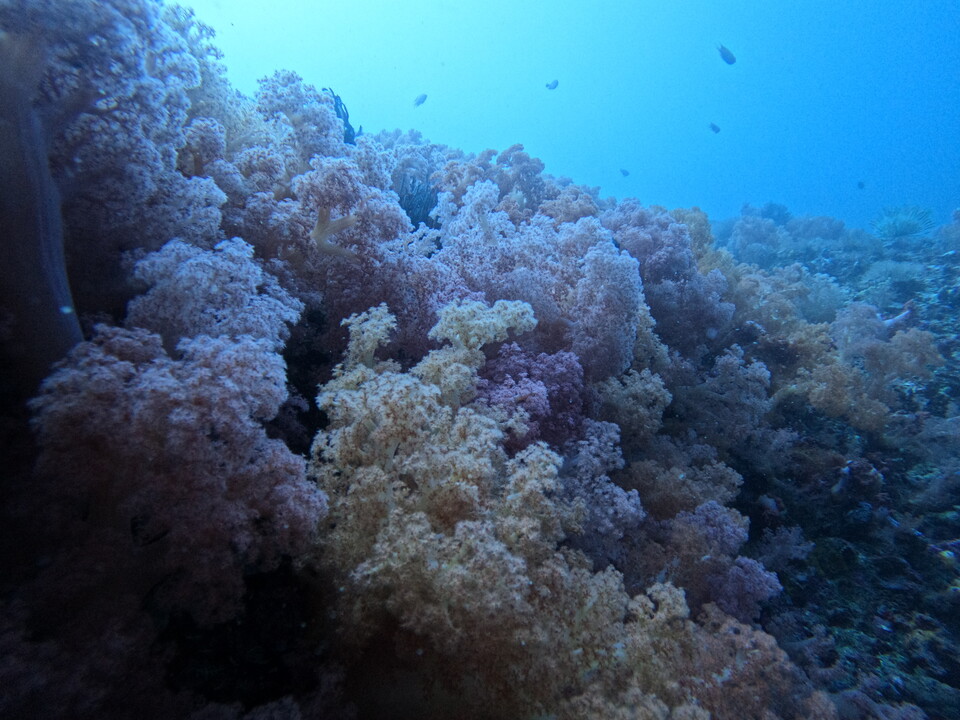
[
  {"left": 2, "top": 1, "right": 959, "bottom": 719},
  {"left": 186, "top": 0, "right": 960, "bottom": 228}
]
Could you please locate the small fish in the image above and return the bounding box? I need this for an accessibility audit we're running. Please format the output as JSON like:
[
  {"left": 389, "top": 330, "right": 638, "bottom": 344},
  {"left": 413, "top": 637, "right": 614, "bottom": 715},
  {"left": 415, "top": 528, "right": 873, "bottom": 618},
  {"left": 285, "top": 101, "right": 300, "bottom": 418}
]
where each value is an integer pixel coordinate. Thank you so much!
[
  {"left": 857, "top": 180, "right": 865, "bottom": 189},
  {"left": 709, "top": 122, "right": 721, "bottom": 133},
  {"left": 619, "top": 168, "right": 630, "bottom": 177},
  {"left": 717, "top": 44, "right": 736, "bottom": 64},
  {"left": 545, "top": 79, "right": 558, "bottom": 90},
  {"left": 413, "top": 93, "right": 427, "bottom": 107}
]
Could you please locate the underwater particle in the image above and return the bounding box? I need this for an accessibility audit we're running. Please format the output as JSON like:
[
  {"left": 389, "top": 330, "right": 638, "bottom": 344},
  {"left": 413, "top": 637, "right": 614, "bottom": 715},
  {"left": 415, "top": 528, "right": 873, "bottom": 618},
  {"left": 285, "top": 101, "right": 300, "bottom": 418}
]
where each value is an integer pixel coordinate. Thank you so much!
[
  {"left": 870, "top": 205, "right": 935, "bottom": 240},
  {"left": 857, "top": 180, "right": 866, "bottom": 189},
  {"left": 620, "top": 168, "right": 630, "bottom": 177},
  {"left": 718, "top": 43, "right": 736, "bottom": 64},
  {"left": 413, "top": 93, "right": 427, "bottom": 107},
  {"left": 545, "top": 79, "right": 558, "bottom": 90},
  {"left": 709, "top": 122, "right": 721, "bottom": 133}
]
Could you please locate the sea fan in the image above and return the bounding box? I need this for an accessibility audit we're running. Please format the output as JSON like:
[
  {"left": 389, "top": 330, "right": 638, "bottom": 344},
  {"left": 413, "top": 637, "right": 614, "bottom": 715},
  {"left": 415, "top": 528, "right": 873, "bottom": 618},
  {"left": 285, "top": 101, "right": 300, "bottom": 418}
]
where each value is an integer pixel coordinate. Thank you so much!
[{"left": 870, "top": 205, "right": 935, "bottom": 240}]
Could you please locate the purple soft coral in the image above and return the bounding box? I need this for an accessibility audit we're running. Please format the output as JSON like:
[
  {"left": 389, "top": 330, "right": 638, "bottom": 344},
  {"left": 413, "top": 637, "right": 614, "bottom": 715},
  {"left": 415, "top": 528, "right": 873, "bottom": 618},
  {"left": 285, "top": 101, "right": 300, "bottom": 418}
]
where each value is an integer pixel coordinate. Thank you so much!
[
  {"left": 477, "top": 342, "right": 585, "bottom": 450},
  {"left": 29, "top": 326, "right": 327, "bottom": 624},
  {"left": 603, "top": 200, "right": 734, "bottom": 355}
]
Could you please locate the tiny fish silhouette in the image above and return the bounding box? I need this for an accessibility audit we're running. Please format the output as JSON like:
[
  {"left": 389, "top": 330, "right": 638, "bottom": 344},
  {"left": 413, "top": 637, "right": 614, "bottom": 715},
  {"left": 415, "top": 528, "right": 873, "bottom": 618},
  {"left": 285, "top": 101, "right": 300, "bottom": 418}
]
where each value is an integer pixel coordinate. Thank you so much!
[
  {"left": 620, "top": 168, "right": 630, "bottom": 177},
  {"left": 717, "top": 44, "right": 736, "bottom": 64},
  {"left": 413, "top": 93, "right": 427, "bottom": 107},
  {"left": 709, "top": 122, "right": 721, "bottom": 133},
  {"left": 545, "top": 79, "right": 558, "bottom": 90}
]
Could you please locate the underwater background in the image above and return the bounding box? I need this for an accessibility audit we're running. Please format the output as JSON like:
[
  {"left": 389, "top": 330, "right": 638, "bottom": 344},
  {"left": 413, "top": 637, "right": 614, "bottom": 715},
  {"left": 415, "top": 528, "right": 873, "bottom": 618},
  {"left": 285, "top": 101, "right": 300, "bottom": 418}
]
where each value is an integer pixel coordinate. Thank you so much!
[
  {"left": 186, "top": 0, "right": 960, "bottom": 228},
  {"left": 1, "top": 1, "right": 959, "bottom": 719}
]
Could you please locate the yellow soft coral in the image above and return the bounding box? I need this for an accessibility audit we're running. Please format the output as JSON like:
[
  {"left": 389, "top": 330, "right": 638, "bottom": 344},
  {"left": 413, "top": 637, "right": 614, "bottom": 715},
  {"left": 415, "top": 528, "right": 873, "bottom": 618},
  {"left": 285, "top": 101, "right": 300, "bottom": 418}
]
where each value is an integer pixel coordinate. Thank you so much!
[{"left": 309, "top": 300, "right": 836, "bottom": 719}]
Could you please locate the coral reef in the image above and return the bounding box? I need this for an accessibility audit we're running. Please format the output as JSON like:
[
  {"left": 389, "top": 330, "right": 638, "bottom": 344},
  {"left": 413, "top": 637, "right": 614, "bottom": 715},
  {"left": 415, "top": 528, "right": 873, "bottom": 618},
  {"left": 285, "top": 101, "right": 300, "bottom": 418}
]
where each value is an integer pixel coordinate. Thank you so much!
[{"left": 0, "top": 1, "right": 956, "bottom": 719}]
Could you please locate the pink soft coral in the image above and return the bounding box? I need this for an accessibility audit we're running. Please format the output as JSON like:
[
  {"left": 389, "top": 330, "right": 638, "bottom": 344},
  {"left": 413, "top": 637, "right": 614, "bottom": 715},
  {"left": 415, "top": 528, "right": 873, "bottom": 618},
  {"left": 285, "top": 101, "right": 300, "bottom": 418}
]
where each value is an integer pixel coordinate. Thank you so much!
[{"left": 30, "top": 325, "right": 327, "bottom": 623}]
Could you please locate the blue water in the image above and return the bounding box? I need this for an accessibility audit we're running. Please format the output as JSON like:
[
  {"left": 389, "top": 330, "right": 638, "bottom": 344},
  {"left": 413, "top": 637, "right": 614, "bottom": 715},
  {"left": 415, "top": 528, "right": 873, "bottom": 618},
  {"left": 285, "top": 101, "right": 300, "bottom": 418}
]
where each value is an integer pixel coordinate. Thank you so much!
[{"left": 186, "top": 0, "right": 960, "bottom": 228}]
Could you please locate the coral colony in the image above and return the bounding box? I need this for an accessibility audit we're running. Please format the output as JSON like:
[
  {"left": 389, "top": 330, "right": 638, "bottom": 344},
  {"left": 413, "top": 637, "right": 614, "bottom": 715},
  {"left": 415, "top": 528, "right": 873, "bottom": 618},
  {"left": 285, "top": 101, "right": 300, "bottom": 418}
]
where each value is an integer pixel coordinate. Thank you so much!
[{"left": 1, "top": 2, "right": 958, "bottom": 720}]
